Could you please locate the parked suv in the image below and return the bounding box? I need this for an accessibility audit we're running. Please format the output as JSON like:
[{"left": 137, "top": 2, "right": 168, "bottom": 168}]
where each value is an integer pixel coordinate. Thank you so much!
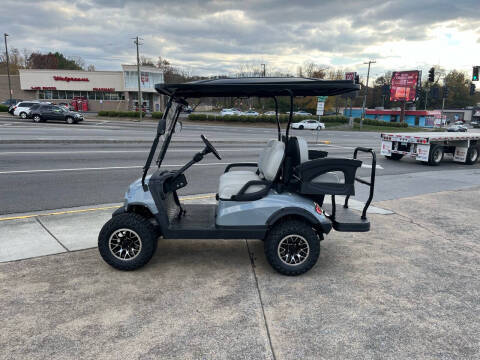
[
  {"left": 29, "top": 104, "right": 84, "bottom": 124},
  {"left": 13, "top": 101, "right": 40, "bottom": 118}
]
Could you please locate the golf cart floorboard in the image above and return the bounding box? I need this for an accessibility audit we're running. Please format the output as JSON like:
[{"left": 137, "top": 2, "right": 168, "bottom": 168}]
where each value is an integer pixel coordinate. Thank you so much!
[
  {"left": 323, "top": 204, "right": 370, "bottom": 232},
  {"left": 165, "top": 204, "right": 266, "bottom": 239}
]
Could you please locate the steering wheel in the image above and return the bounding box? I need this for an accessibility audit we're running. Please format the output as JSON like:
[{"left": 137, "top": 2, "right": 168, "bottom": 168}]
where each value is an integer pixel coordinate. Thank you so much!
[{"left": 201, "top": 134, "right": 221, "bottom": 160}]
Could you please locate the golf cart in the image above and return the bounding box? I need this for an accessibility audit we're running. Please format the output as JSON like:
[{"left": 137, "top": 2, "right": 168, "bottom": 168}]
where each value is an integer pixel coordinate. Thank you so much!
[{"left": 98, "top": 77, "right": 376, "bottom": 276}]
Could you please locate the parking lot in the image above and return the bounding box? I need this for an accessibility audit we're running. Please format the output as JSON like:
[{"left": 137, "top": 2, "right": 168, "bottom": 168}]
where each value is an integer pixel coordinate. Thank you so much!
[
  {"left": 1, "top": 186, "right": 479, "bottom": 359},
  {"left": 1, "top": 116, "right": 480, "bottom": 359}
]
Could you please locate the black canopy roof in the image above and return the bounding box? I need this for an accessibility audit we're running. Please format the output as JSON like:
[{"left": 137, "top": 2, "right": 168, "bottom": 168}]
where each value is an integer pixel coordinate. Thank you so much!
[{"left": 155, "top": 77, "right": 360, "bottom": 98}]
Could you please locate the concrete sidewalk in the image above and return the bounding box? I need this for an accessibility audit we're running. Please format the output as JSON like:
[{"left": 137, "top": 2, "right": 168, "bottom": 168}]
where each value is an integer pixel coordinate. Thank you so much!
[
  {"left": 1, "top": 187, "right": 479, "bottom": 359},
  {"left": 0, "top": 194, "right": 392, "bottom": 263}
]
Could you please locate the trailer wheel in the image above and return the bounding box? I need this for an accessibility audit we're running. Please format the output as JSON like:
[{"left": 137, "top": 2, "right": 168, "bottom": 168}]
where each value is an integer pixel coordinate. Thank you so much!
[
  {"left": 428, "top": 145, "right": 444, "bottom": 166},
  {"left": 466, "top": 146, "right": 479, "bottom": 165},
  {"left": 264, "top": 220, "right": 320, "bottom": 276},
  {"left": 98, "top": 213, "right": 158, "bottom": 271},
  {"left": 385, "top": 153, "right": 403, "bottom": 160}
]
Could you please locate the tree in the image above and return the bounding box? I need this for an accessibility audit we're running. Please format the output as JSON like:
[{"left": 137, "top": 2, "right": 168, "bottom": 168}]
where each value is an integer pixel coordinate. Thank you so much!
[
  {"left": 28, "top": 52, "right": 84, "bottom": 70},
  {"left": 87, "top": 64, "right": 96, "bottom": 71},
  {"left": 0, "top": 47, "right": 26, "bottom": 74}
]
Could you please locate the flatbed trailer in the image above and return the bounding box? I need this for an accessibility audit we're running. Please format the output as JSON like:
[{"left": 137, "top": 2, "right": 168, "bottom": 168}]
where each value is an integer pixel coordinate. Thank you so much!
[{"left": 380, "top": 132, "right": 480, "bottom": 165}]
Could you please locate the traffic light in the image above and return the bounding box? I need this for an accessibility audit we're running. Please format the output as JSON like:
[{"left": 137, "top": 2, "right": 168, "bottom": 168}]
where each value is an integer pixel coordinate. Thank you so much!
[
  {"left": 355, "top": 74, "right": 360, "bottom": 84},
  {"left": 443, "top": 86, "right": 449, "bottom": 98},
  {"left": 428, "top": 67, "right": 435, "bottom": 82},
  {"left": 470, "top": 83, "right": 476, "bottom": 96},
  {"left": 473, "top": 66, "right": 479, "bottom": 81}
]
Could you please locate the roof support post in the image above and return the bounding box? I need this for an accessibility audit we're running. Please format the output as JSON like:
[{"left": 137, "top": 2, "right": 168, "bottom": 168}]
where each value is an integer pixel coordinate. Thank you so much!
[
  {"left": 273, "top": 96, "right": 281, "bottom": 141},
  {"left": 285, "top": 90, "right": 294, "bottom": 141}
]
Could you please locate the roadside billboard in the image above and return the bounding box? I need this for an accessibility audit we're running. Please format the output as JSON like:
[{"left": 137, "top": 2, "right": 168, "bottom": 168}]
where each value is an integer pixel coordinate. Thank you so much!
[
  {"left": 390, "top": 70, "right": 420, "bottom": 102},
  {"left": 345, "top": 72, "right": 356, "bottom": 81}
]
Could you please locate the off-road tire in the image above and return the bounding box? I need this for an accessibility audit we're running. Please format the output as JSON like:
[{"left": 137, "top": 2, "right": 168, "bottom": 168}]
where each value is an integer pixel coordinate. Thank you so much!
[
  {"left": 264, "top": 220, "right": 320, "bottom": 276},
  {"left": 385, "top": 153, "right": 403, "bottom": 160},
  {"left": 20, "top": 112, "right": 27, "bottom": 119},
  {"left": 466, "top": 145, "right": 479, "bottom": 165},
  {"left": 66, "top": 116, "right": 75, "bottom": 124},
  {"left": 33, "top": 115, "right": 42, "bottom": 123},
  {"left": 98, "top": 213, "right": 158, "bottom": 271},
  {"left": 428, "top": 145, "right": 444, "bottom": 166}
]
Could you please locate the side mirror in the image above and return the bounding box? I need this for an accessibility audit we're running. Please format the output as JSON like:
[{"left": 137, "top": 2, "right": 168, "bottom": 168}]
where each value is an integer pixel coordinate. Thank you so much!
[{"left": 157, "top": 118, "right": 166, "bottom": 135}]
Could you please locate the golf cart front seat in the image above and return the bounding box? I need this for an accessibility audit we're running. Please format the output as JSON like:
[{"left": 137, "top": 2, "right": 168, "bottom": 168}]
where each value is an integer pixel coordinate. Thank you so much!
[{"left": 218, "top": 139, "right": 285, "bottom": 201}]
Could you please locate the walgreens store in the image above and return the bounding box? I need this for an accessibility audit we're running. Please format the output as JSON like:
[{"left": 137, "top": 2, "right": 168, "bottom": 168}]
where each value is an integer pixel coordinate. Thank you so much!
[{"left": 18, "top": 65, "right": 165, "bottom": 112}]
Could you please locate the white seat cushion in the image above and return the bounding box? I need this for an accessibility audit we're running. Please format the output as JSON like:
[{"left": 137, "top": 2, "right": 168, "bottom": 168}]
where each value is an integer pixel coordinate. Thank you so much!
[{"left": 218, "top": 172, "right": 264, "bottom": 199}]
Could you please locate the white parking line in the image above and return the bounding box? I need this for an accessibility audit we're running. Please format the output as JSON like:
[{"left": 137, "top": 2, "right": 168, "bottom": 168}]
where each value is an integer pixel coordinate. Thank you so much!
[{"left": 0, "top": 162, "right": 232, "bottom": 175}]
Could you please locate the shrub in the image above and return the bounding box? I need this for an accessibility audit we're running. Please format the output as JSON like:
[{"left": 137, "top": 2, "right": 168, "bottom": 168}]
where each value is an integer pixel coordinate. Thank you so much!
[
  {"left": 151, "top": 112, "right": 163, "bottom": 119},
  {"left": 0, "top": 104, "right": 9, "bottom": 112},
  {"left": 353, "top": 117, "right": 408, "bottom": 128}
]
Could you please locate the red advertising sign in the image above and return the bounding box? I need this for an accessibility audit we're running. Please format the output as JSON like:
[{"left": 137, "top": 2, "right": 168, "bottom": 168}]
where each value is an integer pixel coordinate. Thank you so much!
[
  {"left": 390, "top": 70, "right": 419, "bottom": 102},
  {"left": 345, "top": 72, "right": 356, "bottom": 81},
  {"left": 53, "top": 76, "right": 89, "bottom": 82}
]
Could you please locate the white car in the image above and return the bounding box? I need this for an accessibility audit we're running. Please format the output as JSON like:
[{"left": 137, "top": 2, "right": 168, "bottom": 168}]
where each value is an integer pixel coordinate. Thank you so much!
[
  {"left": 220, "top": 108, "right": 243, "bottom": 116},
  {"left": 291, "top": 119, "right": 325, "bottom": 130},
  {"left": 13, "top": 101, "right": 41, "bottom": 119},
  {"left": 244, "top": 110, "right": 259, "bottom": 116},
  {"left": 264, "top": 111, "right": 276, "bottom": 116}
]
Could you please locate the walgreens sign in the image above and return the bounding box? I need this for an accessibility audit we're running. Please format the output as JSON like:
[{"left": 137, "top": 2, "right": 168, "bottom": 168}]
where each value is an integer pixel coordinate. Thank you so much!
[{"left": 53, "top": 76, "right": 89, "bottom": 82}]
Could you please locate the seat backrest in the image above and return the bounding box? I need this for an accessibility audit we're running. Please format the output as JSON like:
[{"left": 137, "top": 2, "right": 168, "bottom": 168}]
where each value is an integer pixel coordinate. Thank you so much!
[
  {"left": 296, "top": 136, "right": 309, "bottom": 163},
  {"left": 259, "top": 140, "right": 285, "bottom": 181}
]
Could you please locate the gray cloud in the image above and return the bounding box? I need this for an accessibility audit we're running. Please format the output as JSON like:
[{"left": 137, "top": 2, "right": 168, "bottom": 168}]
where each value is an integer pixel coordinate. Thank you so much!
[{"left": 2, "top": 0, "right": 479, "bottom": 76}]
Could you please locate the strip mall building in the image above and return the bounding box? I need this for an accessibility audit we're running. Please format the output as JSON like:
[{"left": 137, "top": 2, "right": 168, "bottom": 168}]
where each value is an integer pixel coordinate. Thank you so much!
[{"left": 3, "top": 65, "right": 165, "bottom": 112}]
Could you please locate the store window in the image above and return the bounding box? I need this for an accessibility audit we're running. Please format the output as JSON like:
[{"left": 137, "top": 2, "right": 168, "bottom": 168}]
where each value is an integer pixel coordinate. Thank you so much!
[
  {"left": 88, "top": 92, "right": 96, "bottom": 100},
  {"left": 66, "top": 91, "right": 73, "bottom": 99}
]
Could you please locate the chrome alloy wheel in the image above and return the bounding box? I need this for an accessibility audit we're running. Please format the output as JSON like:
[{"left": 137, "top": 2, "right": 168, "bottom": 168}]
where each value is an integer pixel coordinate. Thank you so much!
[
  {"left": 470, "top": 148, "right": 478, "bottom": 162},
  {"left": 433, "top": 149, "right": 443, "bottom": 163},
  {"left": 108, "top": 228, "right": 142, "bottom": 260},
  {"left": 277, "top": 234, "right": 310, "bottom": 266}
]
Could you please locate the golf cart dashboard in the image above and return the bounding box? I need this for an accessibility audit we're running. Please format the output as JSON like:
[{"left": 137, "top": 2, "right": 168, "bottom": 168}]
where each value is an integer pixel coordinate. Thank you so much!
[{"left": 149, "top": 170, "right": 188, "bottom": 197}]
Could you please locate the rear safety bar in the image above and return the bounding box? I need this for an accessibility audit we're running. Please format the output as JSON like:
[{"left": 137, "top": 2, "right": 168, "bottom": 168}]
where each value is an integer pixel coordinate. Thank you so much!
[{"left": 344, "top": 147, "right": 376, "bottom": 219}]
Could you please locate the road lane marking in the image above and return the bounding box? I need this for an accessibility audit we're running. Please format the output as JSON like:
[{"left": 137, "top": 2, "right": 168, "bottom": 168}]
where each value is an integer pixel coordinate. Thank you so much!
[
  {"left": 0, "top": 194, "right": 216, "bottom": 221},
  {"left": 0, "top": 148, "right": 264, "bottom": 155},
  {"left": 0, "top": 162, "right": 232, "bottom": 175}
]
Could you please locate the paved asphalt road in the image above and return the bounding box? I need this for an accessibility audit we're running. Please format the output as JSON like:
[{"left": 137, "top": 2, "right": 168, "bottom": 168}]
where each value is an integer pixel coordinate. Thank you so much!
[{"left": 1, "top": 116, "right": 480, "bottom": 214}]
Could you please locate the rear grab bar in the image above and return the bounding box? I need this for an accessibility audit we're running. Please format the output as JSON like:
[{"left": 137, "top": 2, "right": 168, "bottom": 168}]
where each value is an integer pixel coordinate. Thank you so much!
[{"left": 344, "top": 147, "right": 376, "bottom": 220}]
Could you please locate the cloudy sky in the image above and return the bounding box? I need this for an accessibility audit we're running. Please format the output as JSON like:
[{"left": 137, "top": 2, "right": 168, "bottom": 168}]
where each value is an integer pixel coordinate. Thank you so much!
[{"left": 2, "top": 0, "right": 480, "bottom": 79}]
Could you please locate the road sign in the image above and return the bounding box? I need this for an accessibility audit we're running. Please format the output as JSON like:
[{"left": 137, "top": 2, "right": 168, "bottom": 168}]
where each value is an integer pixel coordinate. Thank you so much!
[
  {"left": 317, "top": 96, "right": 328, "bottom": 102},
  {"left": 316, "top": 101, "right": 325, "bottom": 116}
]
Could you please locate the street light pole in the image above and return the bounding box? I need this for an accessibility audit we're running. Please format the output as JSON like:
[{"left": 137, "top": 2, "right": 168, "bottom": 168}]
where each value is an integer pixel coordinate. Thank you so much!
[
  {"left": 134, "top": 36, "right": 143, "bottom": 121},
  {"left": 361, "top": 60, "right": 376, "bottom": 128},
  {"left": 4, "top": 33, "right": 12, "bottom": 104},
  {"left": 261, "top": 64, "right": 266, "bottom": 77}
]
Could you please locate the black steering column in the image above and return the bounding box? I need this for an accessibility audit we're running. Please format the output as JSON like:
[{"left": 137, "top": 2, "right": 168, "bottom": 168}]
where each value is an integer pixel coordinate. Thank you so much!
[{"left": 171, "top": 134, "right": 221, "bottom": 181}]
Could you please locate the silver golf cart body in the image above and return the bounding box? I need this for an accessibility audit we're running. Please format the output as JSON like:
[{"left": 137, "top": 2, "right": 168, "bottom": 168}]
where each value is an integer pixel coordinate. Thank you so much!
[{"left": 101, "top": 77, "right": 376, "bottom": 275}]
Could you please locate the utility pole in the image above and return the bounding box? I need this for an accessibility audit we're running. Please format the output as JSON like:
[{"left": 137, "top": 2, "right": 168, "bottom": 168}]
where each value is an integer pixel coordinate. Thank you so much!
[
  {"left": 261, "top": 64, "right": 266, "bottom": 77},
  {"left": 361, "top": 60, "right": 376, "bottom": 128},
  {"left": 134, "top": 36, "right": 143, "bottom": 121},
  {"left": 4, "top": 33, "right": 12, "bottom": 104}
]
